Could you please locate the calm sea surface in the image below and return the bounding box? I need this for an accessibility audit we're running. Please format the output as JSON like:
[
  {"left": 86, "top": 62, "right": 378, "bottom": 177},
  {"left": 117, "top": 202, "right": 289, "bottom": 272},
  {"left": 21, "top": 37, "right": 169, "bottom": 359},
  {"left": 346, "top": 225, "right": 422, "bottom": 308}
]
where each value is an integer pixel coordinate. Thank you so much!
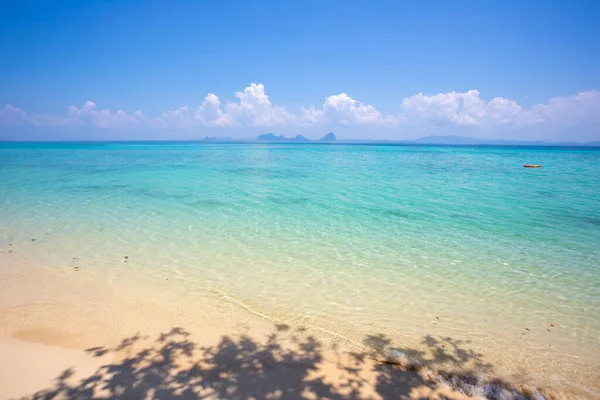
[{"left": 1, "top": 142, "right": 599, "bottom": 394}]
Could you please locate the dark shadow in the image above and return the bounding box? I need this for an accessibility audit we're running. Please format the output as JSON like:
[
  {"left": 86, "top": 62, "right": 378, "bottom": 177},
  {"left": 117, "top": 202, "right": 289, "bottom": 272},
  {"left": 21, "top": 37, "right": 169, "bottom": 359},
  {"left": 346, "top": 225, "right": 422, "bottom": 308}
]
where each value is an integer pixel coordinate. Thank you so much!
[
  {"left": 363, "top": 334, "right": 493, "bottom": 373},
  {"left": 360, "top": 334, "right": 551, "bottom": 399},
  {"left": 25, "top": 327, "right": 545, "bottom": 400}
]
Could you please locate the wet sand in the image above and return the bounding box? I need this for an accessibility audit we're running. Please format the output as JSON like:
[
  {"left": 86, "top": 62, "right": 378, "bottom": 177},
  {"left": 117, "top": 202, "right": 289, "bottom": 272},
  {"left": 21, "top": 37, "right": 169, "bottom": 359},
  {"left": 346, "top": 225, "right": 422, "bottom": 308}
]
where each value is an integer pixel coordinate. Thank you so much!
[
  {"left": 0, "top": 251, "right": 592, "bottom": 399},
  {"left": 0, "top": 253, "right": 472, "bottom": 400}
]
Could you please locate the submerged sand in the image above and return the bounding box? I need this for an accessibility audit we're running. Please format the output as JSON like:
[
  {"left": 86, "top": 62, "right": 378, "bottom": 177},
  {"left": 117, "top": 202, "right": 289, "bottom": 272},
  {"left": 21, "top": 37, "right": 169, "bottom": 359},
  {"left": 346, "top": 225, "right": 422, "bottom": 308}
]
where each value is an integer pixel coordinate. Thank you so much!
[
  {"left": 0, "top": 251, "right": 596, "bottom": 399},
  {"left": 0, "top": 253, "right": 468, "bottom": 400}
]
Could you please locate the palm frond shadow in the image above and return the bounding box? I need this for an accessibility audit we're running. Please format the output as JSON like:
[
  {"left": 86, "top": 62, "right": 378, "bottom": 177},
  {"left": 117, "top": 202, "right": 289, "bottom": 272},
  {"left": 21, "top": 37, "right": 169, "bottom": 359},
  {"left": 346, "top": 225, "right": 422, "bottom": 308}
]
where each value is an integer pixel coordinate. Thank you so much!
[{"left": 27, "top": 327, "right": 543, "bottom": 400}]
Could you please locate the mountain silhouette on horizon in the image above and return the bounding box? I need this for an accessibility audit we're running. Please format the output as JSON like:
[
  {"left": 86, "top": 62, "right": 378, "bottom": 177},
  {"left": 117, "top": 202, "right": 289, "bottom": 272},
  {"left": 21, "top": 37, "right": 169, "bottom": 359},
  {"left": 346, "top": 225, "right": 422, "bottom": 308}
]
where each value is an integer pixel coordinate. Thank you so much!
[
  {"left": 411, "top": 135, "right": 600, "bottom": 146},
  {"left": 319, "top": 132, "right": 336, "bottom": 141},
  {"left": 257, "top": 132, "right": 336, "bottom": 142}
]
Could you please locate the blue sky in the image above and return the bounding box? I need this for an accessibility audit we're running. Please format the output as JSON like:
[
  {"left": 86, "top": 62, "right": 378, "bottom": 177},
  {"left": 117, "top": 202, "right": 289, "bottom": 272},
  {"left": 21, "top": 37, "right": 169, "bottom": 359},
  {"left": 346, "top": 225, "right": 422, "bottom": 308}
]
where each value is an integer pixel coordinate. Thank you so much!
[{"left": 1, "top": 0, "right": 599, "bottom": 141}]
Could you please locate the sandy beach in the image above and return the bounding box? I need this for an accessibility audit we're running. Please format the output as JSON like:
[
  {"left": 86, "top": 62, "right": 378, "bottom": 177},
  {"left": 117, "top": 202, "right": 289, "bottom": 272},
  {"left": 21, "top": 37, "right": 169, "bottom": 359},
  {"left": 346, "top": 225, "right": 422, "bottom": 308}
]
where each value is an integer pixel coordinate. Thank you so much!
[
  {"left": 0, "top": 252, "right": 475, "bottom": 400},
  {"left": 2, "top": 0, "right": 600, "bottom": 397},
  {"left": 1, "top": 249, "right": 584, "bottom": 400},
  {"left": 1, "top": 143, "right": 599, "bottom": 400},
  {"left": 1, "top": 332, "right": 478, "bottom": 400}
]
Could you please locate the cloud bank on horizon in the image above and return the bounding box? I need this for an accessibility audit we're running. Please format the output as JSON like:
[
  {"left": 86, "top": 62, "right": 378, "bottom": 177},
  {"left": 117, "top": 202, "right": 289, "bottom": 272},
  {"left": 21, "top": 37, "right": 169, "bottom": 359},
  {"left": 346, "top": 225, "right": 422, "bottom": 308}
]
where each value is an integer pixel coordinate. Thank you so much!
[{"left": 1, "top": 83, "right": 599, "bottom": 141}]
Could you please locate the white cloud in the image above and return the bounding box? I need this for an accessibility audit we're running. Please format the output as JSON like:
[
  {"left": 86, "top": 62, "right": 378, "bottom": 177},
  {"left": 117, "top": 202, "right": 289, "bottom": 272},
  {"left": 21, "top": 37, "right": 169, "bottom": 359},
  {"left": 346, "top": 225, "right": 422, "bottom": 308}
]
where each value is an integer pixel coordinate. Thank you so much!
[
  {"left": 224, "top": 83, "right": 294, "bottom": 126},
  {"left": 1, "top": 85, "right": 598, "bottom": 140},
  {"left": 159, "top": 84, "right": 291, "bottom": 128},
  {"left": 398, "top": 89, "right": 599, "bottom": 131},
  {"left": 322, "top": 93, "right": 384, "bottom": 124},
  {"left": 18, "top": 101, "right": 153, "bottom": 128},
  {"left": 401, "top": 91, "right": 470, "bottom": 126},
  {"left": 160, "top": 106, "right": 193, "bottom": 128},
  {"left": 64, "top": 101, "right": 149, "bottom": 128},
  {"left": 200, "top": 93, "right": 237, "bottom": 127},
  {"left": 0, "top": 104, "right": 29, "bottom": 126},
  {"left": 521, "top": 90, "right": 600, "bottom": 126},
  {"left": 300, "top": 93, "right": 387, "bottom": 125},
  {"left": 160, "top": 94, "right": 238, "bottom": 128},
  {"left": 399, "top": 90, "right": 524, "bottom": 126},
  {"left": 484, "top": 97, "right": 523, "bottom": 124}
]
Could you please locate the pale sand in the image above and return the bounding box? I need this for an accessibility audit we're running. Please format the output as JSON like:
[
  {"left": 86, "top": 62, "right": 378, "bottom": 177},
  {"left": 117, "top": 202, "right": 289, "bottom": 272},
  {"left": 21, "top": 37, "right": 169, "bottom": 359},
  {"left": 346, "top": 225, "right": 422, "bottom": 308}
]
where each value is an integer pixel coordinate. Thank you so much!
[
  {"left": 0, "top": 252, "right": 579, "bottom": 399},
  {"left": 0, "top": 257, "right": 471, "bottom": 400},
  {"left": 0, "top": 336, "right": 107, "bottom": 399},
  {"left": 1, "top": 332, "right": 477, "bottom": 400}
]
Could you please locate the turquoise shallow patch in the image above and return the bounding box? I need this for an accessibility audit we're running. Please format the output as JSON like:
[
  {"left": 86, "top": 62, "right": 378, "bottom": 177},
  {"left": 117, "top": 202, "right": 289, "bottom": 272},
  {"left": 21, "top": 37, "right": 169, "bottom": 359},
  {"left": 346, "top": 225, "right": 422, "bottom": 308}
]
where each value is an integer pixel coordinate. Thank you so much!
[{"left": 1, "top": 142, "right": 599, "bottom": 376}]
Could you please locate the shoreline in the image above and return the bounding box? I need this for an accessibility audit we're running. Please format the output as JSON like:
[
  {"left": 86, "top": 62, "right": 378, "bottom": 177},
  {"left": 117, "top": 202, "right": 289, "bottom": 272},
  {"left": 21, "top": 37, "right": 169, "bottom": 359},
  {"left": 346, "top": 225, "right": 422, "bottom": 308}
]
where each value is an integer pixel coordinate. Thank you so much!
[
  {"left": 0, "top": 254, "right": 472, "bottom": 400},
  {"left": 1, "top": 253, "right": 598, "bottom": 399}
]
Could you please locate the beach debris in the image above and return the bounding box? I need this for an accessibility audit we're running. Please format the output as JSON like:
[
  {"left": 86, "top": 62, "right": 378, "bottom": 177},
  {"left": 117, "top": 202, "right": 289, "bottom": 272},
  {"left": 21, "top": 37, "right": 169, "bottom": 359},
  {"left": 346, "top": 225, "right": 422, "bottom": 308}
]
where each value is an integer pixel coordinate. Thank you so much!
[
  {"left": 31, "top": 238, "right": 36, "bottom": 242},
  {"left": 525, "top": 328, "right": 530, "bottom": 331},
  {"left": 124, "top": 256, "right": 129, "bottom": 259},
  {"left": 550, "top": 324, "right": 555, "bottom": 327},
  {"left": 275, "top": 323, "right": 290, "bottom": 331},
  {"left": 377, "top": 349, "right": 411, "bottom": 366},
  {"left": 436, "top": 316, "right": 440, "bottom": 320}
]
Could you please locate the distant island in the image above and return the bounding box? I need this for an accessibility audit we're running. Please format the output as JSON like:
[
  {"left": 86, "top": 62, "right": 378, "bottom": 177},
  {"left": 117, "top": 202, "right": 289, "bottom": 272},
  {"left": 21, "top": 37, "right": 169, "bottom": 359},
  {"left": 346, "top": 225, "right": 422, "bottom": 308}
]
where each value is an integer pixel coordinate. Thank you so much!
[
  {"left": 320, "top": 132, "right": 336, "bottom": 142},
  {"left": 203, "top": 136, "right": 233, "bottom": 141},
  {"left": 257, "top": 132, "right": 336, "bottom": 142},
  {"left": 405, "top": 135, "right": 600, "bottom": 146},
  {"left": 199, "top": 133, "right": 599, "bottom": 147}
]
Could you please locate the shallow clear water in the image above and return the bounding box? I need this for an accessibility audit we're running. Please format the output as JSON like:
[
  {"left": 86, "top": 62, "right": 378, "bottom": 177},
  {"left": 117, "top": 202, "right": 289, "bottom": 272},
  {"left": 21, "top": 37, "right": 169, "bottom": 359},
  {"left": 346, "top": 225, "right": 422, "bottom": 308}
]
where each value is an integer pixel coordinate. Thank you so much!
[{"left": 1, "top": 142, "right": 599, "bottom": 392}]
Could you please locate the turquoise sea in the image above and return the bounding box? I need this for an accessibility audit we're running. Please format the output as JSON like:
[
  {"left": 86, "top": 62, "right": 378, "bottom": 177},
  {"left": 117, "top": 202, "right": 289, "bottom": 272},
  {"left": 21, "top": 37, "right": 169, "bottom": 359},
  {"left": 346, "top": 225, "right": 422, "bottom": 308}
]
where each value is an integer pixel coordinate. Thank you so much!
[{"left": 1, "top": 142, "right": 599, "bottom": 394}]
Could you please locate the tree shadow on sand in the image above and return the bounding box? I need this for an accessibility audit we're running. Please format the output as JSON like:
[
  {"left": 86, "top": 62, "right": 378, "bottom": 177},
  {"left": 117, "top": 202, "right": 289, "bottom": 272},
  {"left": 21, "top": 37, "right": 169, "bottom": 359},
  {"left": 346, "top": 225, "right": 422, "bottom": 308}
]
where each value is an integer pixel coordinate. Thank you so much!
[{"left": 25, "top": 326, "right": 546, "bottom": 400}]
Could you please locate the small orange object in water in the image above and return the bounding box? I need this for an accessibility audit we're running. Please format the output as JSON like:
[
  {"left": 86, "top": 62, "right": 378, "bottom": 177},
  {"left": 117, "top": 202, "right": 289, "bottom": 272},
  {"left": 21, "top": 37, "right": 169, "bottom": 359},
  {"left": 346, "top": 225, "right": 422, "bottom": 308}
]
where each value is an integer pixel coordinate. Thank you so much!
[{"left": 524, "top": 164, "right": 542, "bottom": 168}]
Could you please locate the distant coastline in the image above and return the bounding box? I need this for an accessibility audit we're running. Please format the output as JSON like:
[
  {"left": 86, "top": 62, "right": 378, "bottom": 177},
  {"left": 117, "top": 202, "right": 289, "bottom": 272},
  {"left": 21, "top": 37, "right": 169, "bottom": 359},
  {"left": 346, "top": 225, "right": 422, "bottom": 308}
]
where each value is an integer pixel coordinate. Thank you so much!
[
  {"left": 197, "top": 133, "right": 600, "bottom": 147},
  {"left": 254, "top": 132, "right": 337, "bottom": 142},
  {"left": 2, "top": 134, "right": 600, "bottom": 147}
]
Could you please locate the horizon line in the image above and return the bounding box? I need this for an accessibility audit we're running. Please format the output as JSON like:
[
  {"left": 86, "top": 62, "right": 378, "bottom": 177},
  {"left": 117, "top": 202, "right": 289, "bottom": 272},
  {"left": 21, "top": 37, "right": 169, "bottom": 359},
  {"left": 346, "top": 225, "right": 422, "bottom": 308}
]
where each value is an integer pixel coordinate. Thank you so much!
[{"left": 2, "top": 139, "right": 600, "bottom": 147}]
